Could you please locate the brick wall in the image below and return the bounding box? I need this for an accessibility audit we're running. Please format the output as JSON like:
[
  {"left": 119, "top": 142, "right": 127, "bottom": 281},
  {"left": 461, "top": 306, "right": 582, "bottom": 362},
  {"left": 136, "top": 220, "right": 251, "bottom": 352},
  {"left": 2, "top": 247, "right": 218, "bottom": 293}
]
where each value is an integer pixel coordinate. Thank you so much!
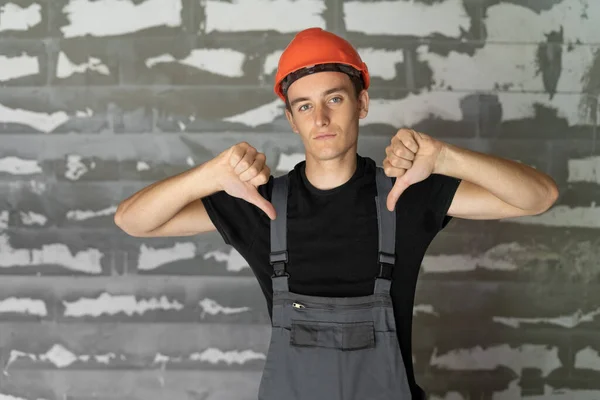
[{"left": 0, "top": 0, "right": 599, "bottom": 399}]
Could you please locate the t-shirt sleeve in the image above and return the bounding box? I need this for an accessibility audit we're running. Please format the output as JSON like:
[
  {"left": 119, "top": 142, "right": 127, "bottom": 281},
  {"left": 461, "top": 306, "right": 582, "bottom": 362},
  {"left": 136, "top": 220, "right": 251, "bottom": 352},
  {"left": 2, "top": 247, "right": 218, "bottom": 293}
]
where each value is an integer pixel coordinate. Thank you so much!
[
  {"left": 201, "top": 176, "right": 274, "bottom": 250},
  {"left": 427, "top": 173, "right": 462, "bottom": 230}
]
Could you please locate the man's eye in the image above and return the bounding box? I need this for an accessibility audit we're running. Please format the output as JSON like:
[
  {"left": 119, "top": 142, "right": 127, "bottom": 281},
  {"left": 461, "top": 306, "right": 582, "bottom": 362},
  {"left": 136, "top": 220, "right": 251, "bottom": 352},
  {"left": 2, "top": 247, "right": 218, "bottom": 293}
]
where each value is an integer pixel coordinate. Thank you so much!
[
  {"left": 299, "top": 104, "right": 309, "bottom": 111},
  {"left": 330, "top": 96, "right": 342, "bottom": 103}
]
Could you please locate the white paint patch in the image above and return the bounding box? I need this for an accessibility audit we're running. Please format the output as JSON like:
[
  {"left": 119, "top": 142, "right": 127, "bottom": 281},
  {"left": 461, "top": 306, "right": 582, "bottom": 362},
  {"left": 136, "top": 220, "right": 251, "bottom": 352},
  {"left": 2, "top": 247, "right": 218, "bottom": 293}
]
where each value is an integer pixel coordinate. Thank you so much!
[
  {"left": 137, "top": 242, "right": 196, "bottom": 271},
  {"left": 205, "top": 0, "right": 325, "bottom": 33},
  {"left": 0, "top": 103, "right": 69, "bottom": 133},
  {"left": 358, "top": 48, "right": 404, "bottom": 80},
  {"left": 493, "top": 380, "right": 600, "bottom": 400},
  {"left": 146, "top": 49, "right": 245, "bottom": 78},
  {"left": 7, "top": 344, "right": 117, "bottom": 369},
  {"left": 568, "top": 156, "right": 600, "bottom": 184},
  {"left": 422, "top": 242, "right": 526, "bottom": 273},
  {"left": 186, "top": 156, "right": 194, "bottom": 166},
  {"left": 430, "top": 393, "right": 466, "bottom": 400},
  {"left": 417, "top": 42, "right": 595, "bottom": 93},
  {"left": 0, "top": 3, "right": 42, "bottom": 32},
  {"left": 0, "top": 157, "right": 42, "bottom": 175},
  {"left": 413, "top": 304, "right": 438, "bottom": 316},
  {"left": 66, "top": 205, "right": 117, "bottom": 221},
  {"left": 56, "top": 52, "right": 110, "bottom": 79},
  {"left": 362, "top": 91, "right": 592, "bottom": 128},
  {"left": 574, "top": 346, "right": 600, "bottom": 371},
  {"left": 203, "top": 248, "right": 249, "bottom": 272},
  {"left": 223, "top": 100, "right": 284, "bottom": 127},
  {"left": 485, "top": 2, "right": 600, "bottom": 44},
  {"left": 0, "top": 233, "right": 103, "bottom": 274},
  {"left": 136, "top": 161, "right": 150, "bottom": 171},
  {"left": 198, "top": 298, "right": 250, "bottom": 317},
  {"left": 0, "top": 54, "right": 39, "bottom": 82},
  {"left": 65, "top": 154, "right": 92, "bottom": 180},
  {"left": 430, "top": 344, "right": 561, "bottom": 377},
  {"left": 344, "top": 0, "right": 469, "bottom": 36},
  {"left": 63, "top": 292, "right": 183, "bottom": 317},
  {"left": 263, "top": 50, "right": 284, "bottom": 76},
  {"left": 493, "top": 307, "right": 600, "bottom": 329},
  {"left": 189, "top": 348, "right": 265, "bottom": 364},
  {"left": 0, "top": 211, "right": 8, "bottom": 229},
  {"left": 61, "top": 0, "right": 182, "bottom": 38},
  {"left": 275, "top": 153, "right": 305, "bottom": 172},
  {"left": 0, "top": 297, "right": 47, "bottom": 316},
  {"left": 362, "top": 92, "right": 463, "bottom": 128},
  {"left": 29, "top": 180, "right": 47, "bottom": 195},
  {"left": 20, "top": 211, "right": 47, "bottom": 226},
  {"left": 503, "top": 204, "right": 600, "bottom": 228}
]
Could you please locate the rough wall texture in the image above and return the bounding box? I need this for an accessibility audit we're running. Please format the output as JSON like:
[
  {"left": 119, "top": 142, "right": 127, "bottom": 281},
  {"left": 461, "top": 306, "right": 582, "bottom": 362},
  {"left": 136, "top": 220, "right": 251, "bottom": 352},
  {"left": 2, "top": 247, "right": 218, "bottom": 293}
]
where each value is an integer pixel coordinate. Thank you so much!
[{"left": 0, "top": 0, "right": 599, "bottom": 399}]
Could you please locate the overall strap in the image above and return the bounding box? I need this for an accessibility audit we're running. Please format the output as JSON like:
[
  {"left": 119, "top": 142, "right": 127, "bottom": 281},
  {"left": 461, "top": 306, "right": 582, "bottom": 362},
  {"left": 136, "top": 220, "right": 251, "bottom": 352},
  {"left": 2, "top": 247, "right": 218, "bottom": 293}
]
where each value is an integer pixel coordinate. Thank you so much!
[
  {"left": 269, "top": 173, "right": 290, "bottom": 293},
  {"left": 374, "top": 167, "right": 397, "bottom": 295}
]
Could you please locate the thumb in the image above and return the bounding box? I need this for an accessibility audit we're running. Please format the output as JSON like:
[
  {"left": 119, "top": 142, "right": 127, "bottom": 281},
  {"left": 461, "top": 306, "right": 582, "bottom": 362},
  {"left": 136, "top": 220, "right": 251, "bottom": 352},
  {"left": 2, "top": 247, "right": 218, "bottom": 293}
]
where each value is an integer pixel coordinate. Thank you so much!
[
  {"left": 244, "top": 185, "right": 277, "bottom": 220},
  {"left": 386, "top": 176, "right": 410, "bottom": 211}
]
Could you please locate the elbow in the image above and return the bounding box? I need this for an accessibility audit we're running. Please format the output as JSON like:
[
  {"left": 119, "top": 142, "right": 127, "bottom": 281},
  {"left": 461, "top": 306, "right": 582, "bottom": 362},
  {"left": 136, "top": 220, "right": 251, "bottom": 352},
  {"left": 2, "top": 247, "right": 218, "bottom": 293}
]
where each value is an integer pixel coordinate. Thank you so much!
[{"left": 532, "top": 179, "right": 560, "bottom": 215}]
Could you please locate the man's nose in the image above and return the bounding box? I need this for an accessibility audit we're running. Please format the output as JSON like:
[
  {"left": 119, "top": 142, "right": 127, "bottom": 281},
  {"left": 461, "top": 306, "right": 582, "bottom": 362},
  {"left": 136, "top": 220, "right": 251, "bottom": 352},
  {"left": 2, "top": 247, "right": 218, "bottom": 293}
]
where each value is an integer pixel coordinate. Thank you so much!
[{"left": 314, "top": 105, "right": 330, "bottom": 127}]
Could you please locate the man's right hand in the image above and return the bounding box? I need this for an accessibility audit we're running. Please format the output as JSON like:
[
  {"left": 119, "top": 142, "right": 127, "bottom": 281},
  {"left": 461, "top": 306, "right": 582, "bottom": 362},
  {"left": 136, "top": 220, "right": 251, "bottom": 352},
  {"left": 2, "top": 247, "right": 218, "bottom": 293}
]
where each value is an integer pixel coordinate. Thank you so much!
[{"left": 212, "top": 142, "right": 277, "bottom": 220}]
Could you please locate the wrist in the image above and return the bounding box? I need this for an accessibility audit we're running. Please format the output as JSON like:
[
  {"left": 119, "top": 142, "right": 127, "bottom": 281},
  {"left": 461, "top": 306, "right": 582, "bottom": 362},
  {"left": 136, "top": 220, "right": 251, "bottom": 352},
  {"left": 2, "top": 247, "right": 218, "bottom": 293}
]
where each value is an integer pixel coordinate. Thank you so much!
[{"left": 433, "top": 142, "right": 451, "bottom": 175}]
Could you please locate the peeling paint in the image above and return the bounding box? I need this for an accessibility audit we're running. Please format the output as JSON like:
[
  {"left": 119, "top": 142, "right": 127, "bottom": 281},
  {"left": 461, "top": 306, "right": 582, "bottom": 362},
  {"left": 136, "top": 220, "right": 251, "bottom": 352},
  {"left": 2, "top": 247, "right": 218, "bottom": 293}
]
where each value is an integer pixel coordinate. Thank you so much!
[
  {"left": 0, "top": 297, "right": 47, "bottom": 316},
  {"left": 137, "top": 242, "right": 196, "bottom": 271},
  {"left": 485, "top": 2, "right": 600, "bottom": 44},
  {"left": 493, "top": 380, "right": 600, "bottom": 400},
  {"left": 0, "top": 234, "right": 103, "bottom": 274},
  {"left": 568, "top": 156, "right": 600, "bottom": 184},
  {"left": 422, "top": 243, "right": 533, "bottom": 273},
  {"left": 63, "top": 293, "right": 183, "bottom": 317},
  {"left": 153, "top": 348, "right": 265, "bottom": 365},
  {"left": 0, "top": 54, "right": 39, "bottom": 82},
  {"left": 344, "top": 0, "right": 469, "bottom": 36},
  {"left": 0, "top": 3, "right": 42, "bottom": 32},
  {"left": 66, "top": 206, "right": 117, "bottom": 221},
  {"left": 358, "top": 48, "right": 404, "bottom": 80},
  {"left": 413, "top": 304, "right": 438, "bottom": 316},
  {"left": 0, "top": 157, "right": 42, "bottom": 175},
  {"left": 204, "top": 0, "right": 325, "bottom": 33},
  {"left": 7, "top": 344, "right": 117, "bottom": 369},
  {"left": 503, "top": 204, "right": 600, "bottom": 228},
  {"left": 56, "top": 52, "right": 110, "bottom": 78},
  {"left": 430, "top": 344, "right": 561, "bottom": 377},
  {"left": 0, "top": 211, "right": 8, "bottom": 229},
  {"left": 20, "top": 211, "right": 48, "bottom": 226},
  {"left": 203, "top": 248, "right": 250, "bottom": 272},
  {"left": 574, "top": 346, "right": 600, "bottom": 371},
  {"left": 223, "top": 100, "right": 284, "bottom": 128},
  {"left": 136, "top": 161, "right": 151, "bottom": 171},
  {"left": 0, "top": 103, "right": 69, "bottom": 133},
  {"left": 198, "top": 298, "right": 250, "bottom": 317},
  {"left": 146, "top": 49, "right": 246, "bottom": 78},
  {"left": 494, "top": 307, "right": 600, "bottom": 329},
  {"left": 61, "top": 0, "right": 183, "bottom": 38},
  {"left": 65, "top": 154, "right": 92, "bottom": 180}
]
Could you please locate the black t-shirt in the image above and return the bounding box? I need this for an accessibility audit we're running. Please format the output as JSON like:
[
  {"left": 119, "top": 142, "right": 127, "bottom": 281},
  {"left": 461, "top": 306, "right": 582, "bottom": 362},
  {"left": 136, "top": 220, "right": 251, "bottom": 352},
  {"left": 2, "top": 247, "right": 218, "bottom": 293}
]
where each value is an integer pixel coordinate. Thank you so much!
[{"left": 201, "top": 153, "right": 461, "bottom": 399}]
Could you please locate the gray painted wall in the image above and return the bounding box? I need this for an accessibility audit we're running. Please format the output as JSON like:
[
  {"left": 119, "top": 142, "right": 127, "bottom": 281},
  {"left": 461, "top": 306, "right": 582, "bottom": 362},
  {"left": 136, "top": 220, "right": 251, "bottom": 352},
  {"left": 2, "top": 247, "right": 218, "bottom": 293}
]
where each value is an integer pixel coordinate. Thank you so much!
[{"left": 0, "top": 0, "right": 599, "bottom": 399}]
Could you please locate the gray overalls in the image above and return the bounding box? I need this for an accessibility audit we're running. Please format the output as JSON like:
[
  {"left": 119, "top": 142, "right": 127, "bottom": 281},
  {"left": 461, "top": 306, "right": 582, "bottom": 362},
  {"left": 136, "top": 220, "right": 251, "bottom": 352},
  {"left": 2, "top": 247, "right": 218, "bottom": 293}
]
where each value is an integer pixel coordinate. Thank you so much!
[{"left": 257, "top": 167, "right": 412, "bottom": 400}]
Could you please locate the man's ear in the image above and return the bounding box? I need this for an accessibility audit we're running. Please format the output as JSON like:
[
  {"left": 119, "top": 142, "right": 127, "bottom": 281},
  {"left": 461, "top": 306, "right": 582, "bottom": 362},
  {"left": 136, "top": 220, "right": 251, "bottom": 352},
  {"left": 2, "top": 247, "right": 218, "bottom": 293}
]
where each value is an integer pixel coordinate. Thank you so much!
[
  {"left": 285, "top": 108, "right": 299, "bottom": 134},
  {"left": 358, "top": 89, "right": 369, "bottom": 119}
]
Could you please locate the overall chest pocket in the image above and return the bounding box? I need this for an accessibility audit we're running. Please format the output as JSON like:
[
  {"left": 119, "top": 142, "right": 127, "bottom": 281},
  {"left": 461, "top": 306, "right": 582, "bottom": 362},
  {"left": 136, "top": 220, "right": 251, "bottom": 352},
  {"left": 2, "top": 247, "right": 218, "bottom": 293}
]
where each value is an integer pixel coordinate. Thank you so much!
[{"left": 290, "top": 320, "right": 375, "bottom": 351}]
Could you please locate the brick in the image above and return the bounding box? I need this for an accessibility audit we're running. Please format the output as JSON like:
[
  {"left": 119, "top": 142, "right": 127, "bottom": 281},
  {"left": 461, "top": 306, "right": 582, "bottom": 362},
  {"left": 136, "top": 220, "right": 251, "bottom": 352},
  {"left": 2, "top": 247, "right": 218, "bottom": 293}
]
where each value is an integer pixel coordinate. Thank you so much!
[
  {"left": 0, "top": 39, "right": 46, "bottom": 85},
  {"left": 0, "top": 1, "right": 47, "bottom": 38}
]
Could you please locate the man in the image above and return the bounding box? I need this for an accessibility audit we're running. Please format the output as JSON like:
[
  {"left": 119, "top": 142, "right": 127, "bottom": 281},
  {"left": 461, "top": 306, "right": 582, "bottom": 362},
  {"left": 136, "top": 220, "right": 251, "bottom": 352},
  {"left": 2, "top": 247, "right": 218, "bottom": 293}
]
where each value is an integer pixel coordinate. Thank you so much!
[{"left": 115, "top": 28, "right": 558, "bottom": 399}]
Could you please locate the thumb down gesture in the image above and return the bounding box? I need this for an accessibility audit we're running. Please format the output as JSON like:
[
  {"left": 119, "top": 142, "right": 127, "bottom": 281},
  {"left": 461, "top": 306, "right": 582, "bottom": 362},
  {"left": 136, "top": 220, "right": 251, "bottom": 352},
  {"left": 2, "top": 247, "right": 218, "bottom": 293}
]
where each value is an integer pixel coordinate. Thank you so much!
[{"left": 383, "top": 129, "right": 445, "bottom": 211}]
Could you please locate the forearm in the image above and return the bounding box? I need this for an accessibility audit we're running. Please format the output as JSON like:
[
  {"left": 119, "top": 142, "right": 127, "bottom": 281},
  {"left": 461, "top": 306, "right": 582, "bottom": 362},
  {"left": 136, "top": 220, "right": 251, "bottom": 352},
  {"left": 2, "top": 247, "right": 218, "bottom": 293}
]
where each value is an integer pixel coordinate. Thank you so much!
[
  {"left": 114, "top": 160, "right": 222, "bottom": 233},
  {"left": 434, "top": 142, "right": 559, "bottom": 212}
]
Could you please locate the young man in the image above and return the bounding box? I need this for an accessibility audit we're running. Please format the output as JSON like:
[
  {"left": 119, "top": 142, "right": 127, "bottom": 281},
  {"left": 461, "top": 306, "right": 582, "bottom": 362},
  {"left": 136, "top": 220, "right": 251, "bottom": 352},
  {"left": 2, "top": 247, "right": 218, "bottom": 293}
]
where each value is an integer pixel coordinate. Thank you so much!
[{"left": 115, "top": 28, "right": 558, "bottom": 399}]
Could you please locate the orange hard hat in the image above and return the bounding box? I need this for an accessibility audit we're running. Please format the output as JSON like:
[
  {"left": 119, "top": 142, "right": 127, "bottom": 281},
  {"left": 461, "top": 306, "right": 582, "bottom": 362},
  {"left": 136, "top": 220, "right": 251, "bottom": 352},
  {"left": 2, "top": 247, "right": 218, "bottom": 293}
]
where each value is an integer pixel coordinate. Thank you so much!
[{"left": 273, "top": 27, "right": 370, "bottom": 101}]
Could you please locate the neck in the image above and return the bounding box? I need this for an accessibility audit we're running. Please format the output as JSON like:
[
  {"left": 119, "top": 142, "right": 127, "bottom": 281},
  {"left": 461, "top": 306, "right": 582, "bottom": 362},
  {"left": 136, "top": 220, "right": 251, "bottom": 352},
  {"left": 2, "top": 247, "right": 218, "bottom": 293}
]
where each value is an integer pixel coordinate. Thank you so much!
[{"left": 304, "top": 149, "right": 358, "bottom": 190}]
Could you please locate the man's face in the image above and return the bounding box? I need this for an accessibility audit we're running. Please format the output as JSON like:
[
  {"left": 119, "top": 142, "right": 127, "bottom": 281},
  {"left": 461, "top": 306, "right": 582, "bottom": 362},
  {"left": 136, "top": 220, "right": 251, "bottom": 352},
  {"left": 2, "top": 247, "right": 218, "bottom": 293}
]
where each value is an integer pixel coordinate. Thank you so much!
[{"left": 284, "top": 71, "right": 369, "bottom": 162}]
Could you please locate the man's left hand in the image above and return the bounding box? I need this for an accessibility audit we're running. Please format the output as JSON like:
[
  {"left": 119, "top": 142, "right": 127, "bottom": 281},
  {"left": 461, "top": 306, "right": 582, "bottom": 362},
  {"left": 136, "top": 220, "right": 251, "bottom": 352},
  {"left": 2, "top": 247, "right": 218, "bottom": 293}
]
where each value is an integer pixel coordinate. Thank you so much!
[{"left": 383, "top": 128, "right": 445, "bottom": 211}]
